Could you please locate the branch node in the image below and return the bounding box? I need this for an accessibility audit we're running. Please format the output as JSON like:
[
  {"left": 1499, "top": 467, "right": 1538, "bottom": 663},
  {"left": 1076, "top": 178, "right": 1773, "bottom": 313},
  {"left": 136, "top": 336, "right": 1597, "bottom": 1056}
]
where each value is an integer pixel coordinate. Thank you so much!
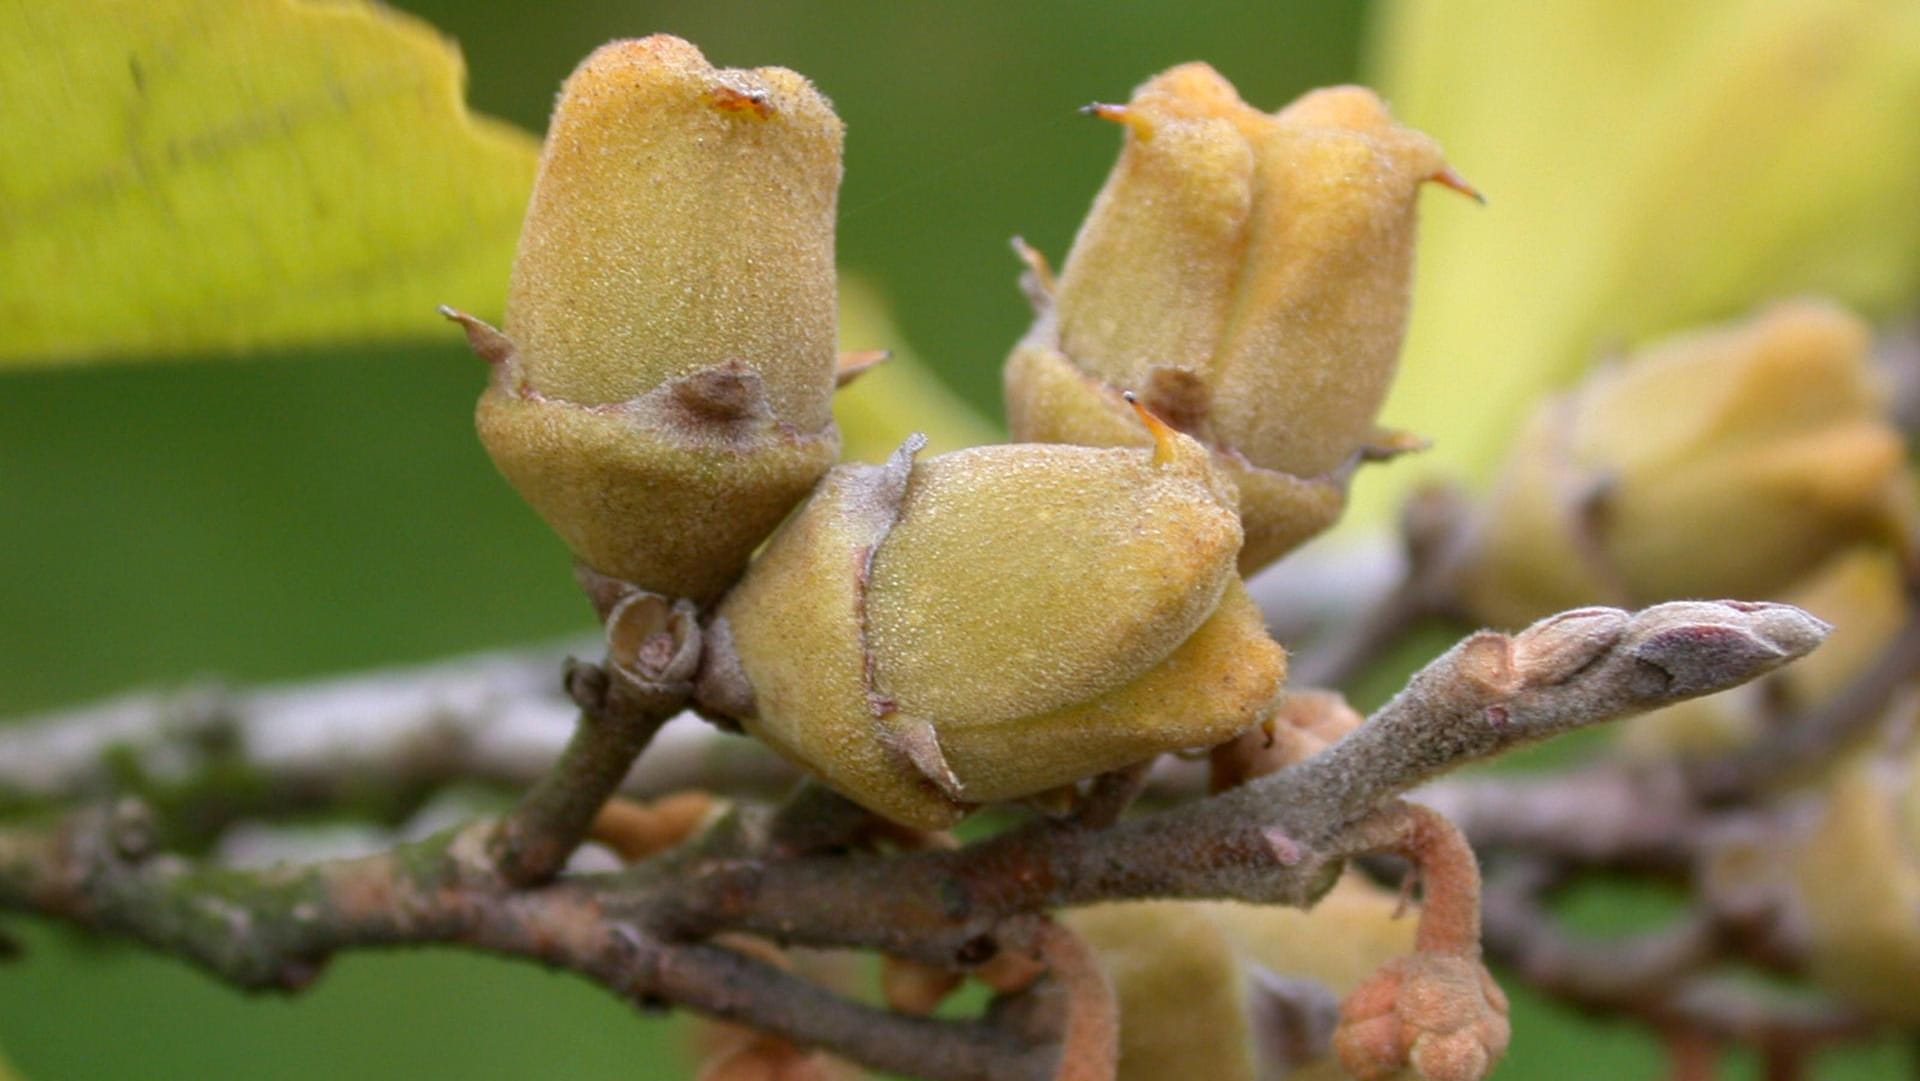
[
  {"left": 1261, "top": 827, "right": 1304, "bottom": 866},
  {"left": 563, "top": 658, "right": 609, "bottom": 712},
  {"left": 108, "top": 798, "right": 159, "bottom": 864}
]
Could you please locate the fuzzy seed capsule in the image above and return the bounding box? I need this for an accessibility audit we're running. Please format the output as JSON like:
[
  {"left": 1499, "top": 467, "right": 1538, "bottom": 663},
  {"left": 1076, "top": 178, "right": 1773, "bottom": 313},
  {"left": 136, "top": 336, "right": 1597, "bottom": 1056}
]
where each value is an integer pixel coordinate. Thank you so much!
[
  {"left": 1454, "top": 301, "right": 1914, "bottom": 628},
  {"left": 698, "top": 427, "right": 1285, "bottom": 829},
  {"left": 1006, "top": 64, "right": 1454, "bottom": 574},
  {"left": 453, "top": 36, "right": 842, "bottom": 603}
]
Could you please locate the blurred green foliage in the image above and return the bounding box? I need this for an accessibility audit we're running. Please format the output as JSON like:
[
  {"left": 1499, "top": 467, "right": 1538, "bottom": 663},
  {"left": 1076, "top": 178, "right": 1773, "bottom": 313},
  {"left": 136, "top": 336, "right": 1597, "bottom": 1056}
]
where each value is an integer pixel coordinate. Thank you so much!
[{"left": 0, "top": 3, "right": 1909, "bottom": 1078}]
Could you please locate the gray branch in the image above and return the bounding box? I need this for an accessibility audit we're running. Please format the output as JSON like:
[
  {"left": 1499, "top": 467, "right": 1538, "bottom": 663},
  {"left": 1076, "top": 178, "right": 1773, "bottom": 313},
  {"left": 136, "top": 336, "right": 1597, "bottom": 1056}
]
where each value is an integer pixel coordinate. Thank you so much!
[
  {"left": 1284, "top": 602, "right": 1826, "bottom": 827},
  {"left": 0, "top": 643, "right": 799, "bottom": 827},
  {"left": 0, "top": 600, "right": 1826, "bottom": 1080}
]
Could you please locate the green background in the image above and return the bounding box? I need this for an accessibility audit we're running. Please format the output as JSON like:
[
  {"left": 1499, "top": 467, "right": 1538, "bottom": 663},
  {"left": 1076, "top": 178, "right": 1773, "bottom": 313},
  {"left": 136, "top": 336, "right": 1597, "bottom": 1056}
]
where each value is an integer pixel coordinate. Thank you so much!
[{"left": 0, "top": 2, "right": 1906, "bottom": 1078}]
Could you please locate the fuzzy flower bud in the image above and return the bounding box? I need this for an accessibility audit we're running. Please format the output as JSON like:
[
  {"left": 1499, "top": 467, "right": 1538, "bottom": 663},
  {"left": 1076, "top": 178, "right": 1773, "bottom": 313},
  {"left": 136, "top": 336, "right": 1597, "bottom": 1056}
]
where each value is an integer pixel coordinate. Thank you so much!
[
  {"left": 1454, "top": 301, "right": 1913, "bottom": 628},
  {"left": 1334, "top": 953, "right": 1511, "bottom": 1081},
  {"left": 1067, "top": 876, "right": 1417, "bottom": 1081},
  {"left": 697, "top": 418, "right": 1285, "bottom": 829},
  {"left": 1006, "top": 63, "right": 1455, "bottom": 573},
  {"left": 449, "top": 36, "right": 841, "bottom": 602}
]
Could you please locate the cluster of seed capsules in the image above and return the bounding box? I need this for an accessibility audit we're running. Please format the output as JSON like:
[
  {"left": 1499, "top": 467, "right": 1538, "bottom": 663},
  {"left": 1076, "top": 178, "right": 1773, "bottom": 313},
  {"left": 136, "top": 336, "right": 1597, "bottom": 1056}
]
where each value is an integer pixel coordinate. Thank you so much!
[{"left": 447, "top": 35, "right": 1471, "bottom": 831}]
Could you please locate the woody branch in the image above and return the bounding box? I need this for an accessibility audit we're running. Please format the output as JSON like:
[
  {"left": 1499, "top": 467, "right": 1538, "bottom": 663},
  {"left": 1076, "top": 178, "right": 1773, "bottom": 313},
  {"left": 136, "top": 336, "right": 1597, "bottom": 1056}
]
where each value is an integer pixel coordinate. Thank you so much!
[{"left": 0, "top": 601, "right": 1820, "bottom": 1081}]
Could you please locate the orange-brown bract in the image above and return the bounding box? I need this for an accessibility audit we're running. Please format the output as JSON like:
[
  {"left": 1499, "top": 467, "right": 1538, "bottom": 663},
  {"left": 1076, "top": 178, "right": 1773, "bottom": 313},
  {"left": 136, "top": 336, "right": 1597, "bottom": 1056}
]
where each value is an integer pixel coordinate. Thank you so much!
[
  {"left": 699, "top": 428, "right": 1286, "bottom": 829},
  {"left": 1007, "top": 63, "right": 1451, "bottom": 574},
  {"left": 465, "top": 35, "right": 841, "bottom": 603}
]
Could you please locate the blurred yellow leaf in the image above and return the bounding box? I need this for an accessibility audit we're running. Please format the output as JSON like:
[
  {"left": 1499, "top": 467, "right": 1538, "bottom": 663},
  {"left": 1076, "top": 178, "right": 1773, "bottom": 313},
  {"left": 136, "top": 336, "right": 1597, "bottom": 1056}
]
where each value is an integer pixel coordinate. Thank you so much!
[
  {"left": 0, "top": 0, "right": 538, "bottom": 365},
  {"left": 1357, "top": 0, "right": 1920, "bottom": 523},
  {"left": 835, "top": 276, "right": 1002, "bottom": 463}
]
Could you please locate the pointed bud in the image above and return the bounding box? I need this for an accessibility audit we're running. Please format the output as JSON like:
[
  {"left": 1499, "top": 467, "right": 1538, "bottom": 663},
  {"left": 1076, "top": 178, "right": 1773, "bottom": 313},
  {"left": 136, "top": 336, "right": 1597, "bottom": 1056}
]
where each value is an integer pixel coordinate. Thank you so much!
[
  {"left": 1620, "top": 548, "right": 1909, "bottom": 758},
  {"left": 698, "top": 433, "right": 1283, "bottom": 829},
  {"left": 456, "top": 36, "right": 842, "bottom": 602},
  {"left": 1007, "top": 65, "right": 1451, "bottom": 573}
]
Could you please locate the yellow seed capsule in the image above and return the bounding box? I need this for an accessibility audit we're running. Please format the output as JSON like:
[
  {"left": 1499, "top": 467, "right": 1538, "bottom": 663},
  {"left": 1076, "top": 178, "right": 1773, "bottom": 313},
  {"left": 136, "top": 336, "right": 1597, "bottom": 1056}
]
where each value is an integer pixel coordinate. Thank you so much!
[
  {"left": 699, "top": 427, "right": 1284, "bottom": 829},
  {"left": 451, "top": 36, "right": 842, "bottom": 602},
  {"left": 1455, "top": 301, "right": 1914, "bottom": 629},
  {"left": 1068, "top": 875, "right": 1417, "bottom": 1081},
  {"left": 1007, "top": 64, "right": 1455, "bottom": 574},
  {"left": 1789, "top": 742, "right": 1920, "bottom": 1024}
]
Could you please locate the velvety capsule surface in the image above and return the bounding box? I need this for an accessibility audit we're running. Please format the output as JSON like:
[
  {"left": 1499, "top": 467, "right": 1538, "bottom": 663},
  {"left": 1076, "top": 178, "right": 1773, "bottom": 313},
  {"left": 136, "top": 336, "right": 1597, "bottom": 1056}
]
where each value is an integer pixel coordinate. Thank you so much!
[
  {"left": 1007, "top": 62, "right": 1453, "bottom": 573},
  {"left": 506, "top": 34, "right": 839, "bottom": 421},
  {"left": 702, "top": 430, "right": 1285, "bottom": 829},
  {"left": 460, "top": 35, "right": 843, "bottom": 602}
]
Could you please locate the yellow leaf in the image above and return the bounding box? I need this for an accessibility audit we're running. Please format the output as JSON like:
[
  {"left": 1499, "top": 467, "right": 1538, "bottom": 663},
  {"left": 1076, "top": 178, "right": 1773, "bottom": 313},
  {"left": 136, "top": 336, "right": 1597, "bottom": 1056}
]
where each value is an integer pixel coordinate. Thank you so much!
[
  {"left": 1355, "top": 0, "right": 1920, "bottom": 524},
  {"left": 0, "top": 0, "right": 538, "bottom": 365}
]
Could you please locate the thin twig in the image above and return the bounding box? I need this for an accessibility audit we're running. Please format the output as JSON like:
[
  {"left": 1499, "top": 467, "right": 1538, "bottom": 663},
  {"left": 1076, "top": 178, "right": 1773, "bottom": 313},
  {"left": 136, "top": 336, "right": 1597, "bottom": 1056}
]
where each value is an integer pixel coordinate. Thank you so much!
[
  {"left": 1289, "top": 602, "right": 1826, "bottom": 828},
  {"left": 645, "top": 603, "right": 1826, "bottom": 965},
  {"left": 1416, "top": 767, "right": 1700, "bottom": 872},
  {"left": 487, "top": 661, "right": 680, "bottom": 886},
  {"left": 0, "top": 601, "right": 1827, "bottom": 1077},
  {"left": 0, "top": 647, "right": 800, "bottom": 825},
  {"left": 0, "top": 811, "right": 1045, "bottom": 1081},
  {"left": 1347, "top": 802, "right": 1482, "bottom": 955},
  {"left": 1031, "top": 921, "right": 1118, "bottom": 1081},
  {"left": 1665, "top": 979, "right": 1876, "bottom": 1051},
  {"left": 1481, "top": 863, "right": 1723, "bottom": 1006},
  {"left": 1479, "top": 861, "right": 1875, "bottom": 1055},
  {"left": 489, "top": 590, "right": 703, "bottom": 887},
  {"left": 1069, "top": 762, "right": 1154, "bottom": 830}
]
